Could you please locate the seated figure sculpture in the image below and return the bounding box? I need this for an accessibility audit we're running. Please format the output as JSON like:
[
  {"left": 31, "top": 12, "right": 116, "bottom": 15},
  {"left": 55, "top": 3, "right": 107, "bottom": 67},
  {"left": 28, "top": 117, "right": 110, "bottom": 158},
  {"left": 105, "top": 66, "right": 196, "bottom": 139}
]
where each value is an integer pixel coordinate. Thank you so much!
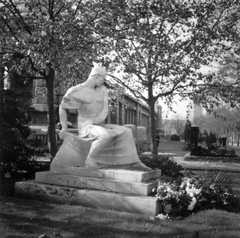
[{"left": 57, "top": 64, "right": 151, "bottom": 171}]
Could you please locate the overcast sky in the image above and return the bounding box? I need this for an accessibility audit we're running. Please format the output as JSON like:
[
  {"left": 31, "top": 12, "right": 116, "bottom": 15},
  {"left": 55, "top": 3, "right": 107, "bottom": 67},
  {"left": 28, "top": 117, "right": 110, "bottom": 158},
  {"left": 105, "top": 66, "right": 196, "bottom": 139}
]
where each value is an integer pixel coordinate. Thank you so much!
[{"left": 161, "top": 64, "right": 219, "bottom": 120}]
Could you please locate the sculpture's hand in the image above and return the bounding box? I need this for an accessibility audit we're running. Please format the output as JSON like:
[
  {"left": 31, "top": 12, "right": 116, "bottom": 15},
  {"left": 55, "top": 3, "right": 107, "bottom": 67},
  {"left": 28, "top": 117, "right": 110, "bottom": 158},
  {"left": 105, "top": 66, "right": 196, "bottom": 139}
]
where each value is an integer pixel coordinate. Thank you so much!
[
  {"left": 79, "top": 119, "right": 93, "bottom": 138},
  {"left": 84, "top": 119, "right": 93, "bottom": 127},
  {"left": 59, "top": 129, "right": 68, "bottom": 140}
]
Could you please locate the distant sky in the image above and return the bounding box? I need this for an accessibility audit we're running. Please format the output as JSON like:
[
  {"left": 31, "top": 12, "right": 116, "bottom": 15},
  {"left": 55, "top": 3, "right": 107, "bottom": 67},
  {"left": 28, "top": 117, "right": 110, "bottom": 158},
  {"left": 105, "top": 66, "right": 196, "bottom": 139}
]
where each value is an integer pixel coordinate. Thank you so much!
[
  {"left": 160, "top": 64, "right": 219, "bottom": 120},
  {"left": 161, "top": 98, "right": 191, "bottom": 120}
]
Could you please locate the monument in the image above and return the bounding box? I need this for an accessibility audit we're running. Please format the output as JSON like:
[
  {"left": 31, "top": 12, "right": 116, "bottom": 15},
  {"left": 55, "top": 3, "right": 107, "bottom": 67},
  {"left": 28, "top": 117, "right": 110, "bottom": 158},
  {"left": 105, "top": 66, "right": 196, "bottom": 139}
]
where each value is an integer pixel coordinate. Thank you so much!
[
  {"left": 190, "top": 125, "right": 199, "bottom": 154},
  {"left": 15, "top": 65, "right": 162, "bottom": 215}
]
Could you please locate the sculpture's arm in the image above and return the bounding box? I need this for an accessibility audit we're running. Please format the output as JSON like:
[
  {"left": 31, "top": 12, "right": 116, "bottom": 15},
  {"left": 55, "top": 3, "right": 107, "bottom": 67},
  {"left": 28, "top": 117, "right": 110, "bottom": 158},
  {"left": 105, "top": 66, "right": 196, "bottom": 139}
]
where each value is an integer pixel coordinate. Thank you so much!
[
  {"left": 59, "top": 85, "right": 82, "bottom": 106},
  {"left": 59, "top": 106, "right": 68, "bottom": 131},
  {"left": 64, "top": 84, "right": 90, "bottom": 103},
  {"left": 92, "top": 87, "right": 109, "bottom": 125}
]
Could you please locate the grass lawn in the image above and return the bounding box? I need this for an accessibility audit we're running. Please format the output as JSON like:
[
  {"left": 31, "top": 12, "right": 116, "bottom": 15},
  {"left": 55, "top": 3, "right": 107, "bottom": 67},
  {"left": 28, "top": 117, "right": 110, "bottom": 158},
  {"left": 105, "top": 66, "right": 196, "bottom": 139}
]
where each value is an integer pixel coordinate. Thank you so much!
[
  {"left": 1, "top": 195, "right": 240, "bottom": 238},
  {"left": 1, "top": 140, "right": 240, "bottom": 237}
]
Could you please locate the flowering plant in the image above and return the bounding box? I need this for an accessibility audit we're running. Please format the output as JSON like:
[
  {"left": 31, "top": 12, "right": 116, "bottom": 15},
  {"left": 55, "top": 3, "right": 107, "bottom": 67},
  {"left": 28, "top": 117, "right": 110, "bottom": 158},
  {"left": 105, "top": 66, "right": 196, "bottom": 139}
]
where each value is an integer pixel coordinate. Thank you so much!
[{"left": 155, "top": 174, "right": 239, "bottom": 218}]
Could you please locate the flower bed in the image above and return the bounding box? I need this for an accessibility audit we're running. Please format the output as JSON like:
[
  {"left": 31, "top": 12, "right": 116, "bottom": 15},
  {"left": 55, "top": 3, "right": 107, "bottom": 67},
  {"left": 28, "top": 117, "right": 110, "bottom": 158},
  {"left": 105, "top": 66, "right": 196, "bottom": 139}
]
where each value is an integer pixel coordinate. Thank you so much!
[
  {"left": 153, "top": 174, "right": 240, "bottom": 219},
  {"left": 191, "top": 144, "right": 238, "bottom": 157},
  {"left": 184, "top": 155, "right": 240, "bottom": 163},
  {"left": 140, "top": 154, "right": 240, "bottom": 219}
]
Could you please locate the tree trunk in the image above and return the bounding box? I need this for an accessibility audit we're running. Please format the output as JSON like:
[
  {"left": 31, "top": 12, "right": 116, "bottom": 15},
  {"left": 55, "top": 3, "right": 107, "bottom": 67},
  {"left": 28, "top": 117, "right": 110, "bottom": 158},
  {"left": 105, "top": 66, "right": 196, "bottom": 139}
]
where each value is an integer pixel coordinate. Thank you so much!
[
  {"left": 45, "top": 65, "right": 57, "bottom": 160},
  {"left": 0, "top": 55, "right": 4, "bottom": 191},
  {"left": 148, "top": 84, "right": 158, "bottom": 156},
  {"left": 150, "top": 101, "right": 158, "bottom": 156},
  {"left": 237, "top": 130, "right": 240, "bottom": 147}
]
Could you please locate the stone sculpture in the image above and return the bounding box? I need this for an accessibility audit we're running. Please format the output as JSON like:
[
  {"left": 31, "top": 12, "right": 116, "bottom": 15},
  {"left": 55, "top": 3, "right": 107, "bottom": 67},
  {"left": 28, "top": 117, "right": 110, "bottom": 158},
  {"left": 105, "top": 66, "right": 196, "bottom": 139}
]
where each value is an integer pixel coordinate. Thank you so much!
[{"left": 51, "top": 64, "right": 151, "bottom": 171}]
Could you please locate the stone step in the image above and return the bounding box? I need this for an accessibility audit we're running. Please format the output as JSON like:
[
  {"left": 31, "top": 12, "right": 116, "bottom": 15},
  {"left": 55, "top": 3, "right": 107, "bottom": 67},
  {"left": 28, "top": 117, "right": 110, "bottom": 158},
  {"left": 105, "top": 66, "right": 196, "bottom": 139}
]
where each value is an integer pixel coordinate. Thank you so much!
[
  {"left": 15, "top": 180, "right": 161, "bottom": 216},
  {"left": 36, "top": 171, "right": 158, "bottom": 196},
  {"left": 50, "top": 166, "right": 161, "bottom": 182}
]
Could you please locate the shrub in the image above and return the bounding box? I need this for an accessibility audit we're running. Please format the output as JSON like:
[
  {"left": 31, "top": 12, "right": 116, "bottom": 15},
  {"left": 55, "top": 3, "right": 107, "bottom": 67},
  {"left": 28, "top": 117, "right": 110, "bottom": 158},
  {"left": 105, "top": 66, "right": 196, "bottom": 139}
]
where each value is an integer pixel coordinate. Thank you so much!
[
  {"left": 139, "top": 155, "right": 183, "bottom": 177},
  {"left": 184, "top": 120, "right": 191, "bottom": 146},
  {"left": 1, "top": 89, "right": 50, "bottom": 195},
  {"left": 207, "top": 132, "right": 217, "bottom": 146},
  {"left": 170, "top": 134, "right": 180, "bottom": 141}
]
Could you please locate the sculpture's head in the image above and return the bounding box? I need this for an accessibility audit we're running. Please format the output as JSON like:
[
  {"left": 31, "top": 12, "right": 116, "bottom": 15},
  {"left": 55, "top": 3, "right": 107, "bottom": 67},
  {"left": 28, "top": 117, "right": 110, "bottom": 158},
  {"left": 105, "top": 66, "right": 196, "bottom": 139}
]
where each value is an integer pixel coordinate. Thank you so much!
[
  {"left": 88, "top": 65, "right": 107, "bottom": 87},
  {"left": 89, "top": 65, "right": 107, "bottom": 78}
]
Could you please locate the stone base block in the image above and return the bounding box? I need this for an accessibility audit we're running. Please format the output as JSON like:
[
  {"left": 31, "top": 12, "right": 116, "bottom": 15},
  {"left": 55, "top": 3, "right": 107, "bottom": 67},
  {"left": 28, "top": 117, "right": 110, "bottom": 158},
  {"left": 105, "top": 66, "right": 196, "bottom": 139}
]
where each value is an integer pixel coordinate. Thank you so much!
[
  {"left": 36, "top": 171, "right": 158, "bottom": 196},
  {"left": 50, "top": 166, "right": 161, "bottom": 183},
  {"left": 15, "top": 181, "right": 161, "bottom": 216}
]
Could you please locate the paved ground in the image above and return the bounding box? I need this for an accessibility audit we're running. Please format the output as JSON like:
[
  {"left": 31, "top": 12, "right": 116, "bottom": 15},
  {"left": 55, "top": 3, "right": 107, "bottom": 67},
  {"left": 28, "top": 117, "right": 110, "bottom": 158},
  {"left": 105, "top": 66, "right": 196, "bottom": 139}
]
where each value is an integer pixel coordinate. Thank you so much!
[
  {"left": 157, "top": 139, "right": 240, "bottom": 172},
  {"left": 158, "top": 139, "right": 240, "bottom": 157},
  {"left": 157, "top": 139, "right": 187, "bottom": 157}
]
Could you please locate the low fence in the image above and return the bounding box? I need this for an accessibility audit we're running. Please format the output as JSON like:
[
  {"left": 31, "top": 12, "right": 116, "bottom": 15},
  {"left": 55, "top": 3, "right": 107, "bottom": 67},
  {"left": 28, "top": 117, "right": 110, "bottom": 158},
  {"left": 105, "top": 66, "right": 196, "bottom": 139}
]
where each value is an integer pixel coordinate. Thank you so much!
[
  {"left": 28, "top": 129, "right": 62, "bottom": 147},
  {"left": 35, "top": 132, "right": 62, "bottom": 146}
]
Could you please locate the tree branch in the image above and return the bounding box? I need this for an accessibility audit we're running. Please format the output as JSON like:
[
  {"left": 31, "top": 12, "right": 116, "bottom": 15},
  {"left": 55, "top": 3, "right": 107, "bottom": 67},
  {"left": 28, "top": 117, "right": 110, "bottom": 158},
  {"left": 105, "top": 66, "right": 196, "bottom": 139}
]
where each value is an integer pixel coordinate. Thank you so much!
[
  {"left": 8, "top": 0, "right": 32, "bottom": 35},
  {"left": 108, "top": 74, "right": 147, "bottom": 102},
  {"left": 26, "top": 55, "right": 45, "bottom": 77},
  {"left": 54, "top": 3, "right": 65, "bottom": 19}
]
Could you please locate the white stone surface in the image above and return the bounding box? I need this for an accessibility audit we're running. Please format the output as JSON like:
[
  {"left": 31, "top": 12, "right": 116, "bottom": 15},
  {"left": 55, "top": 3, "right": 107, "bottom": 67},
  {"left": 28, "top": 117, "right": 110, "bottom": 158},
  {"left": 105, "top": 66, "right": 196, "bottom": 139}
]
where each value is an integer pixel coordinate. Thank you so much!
[
  {"left": 141, "top": 152, "right": 176, "bottom": 156},
  {"left": 50, "top": 166, "right": 161, "bottom": 182},
  {"left": 123, "top": 124, "right": 137, "bottom": 139},
  {"left": 36, "top": 171, "right": 158, "bottom": 196},
  {"left": 15, "top": 181, "right": 161, "bottom": 216}
]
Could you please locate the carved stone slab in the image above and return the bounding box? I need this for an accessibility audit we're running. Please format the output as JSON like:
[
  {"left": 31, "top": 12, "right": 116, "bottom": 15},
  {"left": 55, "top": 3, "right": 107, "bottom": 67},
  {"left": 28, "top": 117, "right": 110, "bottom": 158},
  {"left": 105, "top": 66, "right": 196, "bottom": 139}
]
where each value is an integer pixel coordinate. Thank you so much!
[
  {"left": 36, "top": 171, "right": 158, "bottom": 196},
  {"left": 15, "top": 181, "right": 161, "bottom": 216},
  {"left": 50, "top": 166, "right": 161, "bottom": 183}
]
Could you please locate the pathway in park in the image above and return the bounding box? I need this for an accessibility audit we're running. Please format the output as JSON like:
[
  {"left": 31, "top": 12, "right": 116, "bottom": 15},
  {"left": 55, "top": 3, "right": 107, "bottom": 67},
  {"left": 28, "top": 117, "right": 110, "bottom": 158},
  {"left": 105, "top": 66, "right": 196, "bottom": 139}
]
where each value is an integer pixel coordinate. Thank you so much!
[
  {"left": 157, "top": 139, "right": 240, "bottom": 172},
  {"left": 157, "top": 139, "right": 240, "bottom": 194},
  {"left": 158, "top": 138, "right": 240, "bottom": 157}
]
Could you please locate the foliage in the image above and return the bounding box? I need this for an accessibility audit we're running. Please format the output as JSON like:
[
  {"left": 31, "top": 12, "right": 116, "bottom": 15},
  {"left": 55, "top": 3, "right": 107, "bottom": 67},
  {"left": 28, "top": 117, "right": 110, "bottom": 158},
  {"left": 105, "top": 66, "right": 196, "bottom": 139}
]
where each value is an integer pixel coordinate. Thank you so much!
[
  {"left": 139, "top": 154, "right": 183, "bottom": 178},
  {"left": 170, "top": 134, "right": 180, "bottom": 141},
  {"left": 204, "top": 40, "right": 240, "bottom": 110},
  {"left": 1, "top": 89, "right": 49, "bottom": 180},
  {"left": 213, "top": 106, "right": 240, "bottom": 146},
  {"left": 2, "top": 0, "right": 240, "bottom": 158},
  {"left": 206, "top": 132, "right": 217, "bottom": 146},
  {"left": 201, "top": 130, "right": 208, "bottom": 140},
  {"left": 0, "top": 0, "right": 96, "bottom": 86},
  {"left": 94, "top": 0, "right": 240, "bottom": 156},
  {"left": 184, "top": 120, "right": 191, "bottom": 146},
  {"left": 187, "top": 147, "right": 238, "bottom": 160},
  {"left": 2, "top": 89, "right": 31, "bottom": 176},
  {"left": 155, "top": 173, "right": 239, "bottom": 219},
  {"left": 0, "top": 0, "right": 111, "bottom": 158}
]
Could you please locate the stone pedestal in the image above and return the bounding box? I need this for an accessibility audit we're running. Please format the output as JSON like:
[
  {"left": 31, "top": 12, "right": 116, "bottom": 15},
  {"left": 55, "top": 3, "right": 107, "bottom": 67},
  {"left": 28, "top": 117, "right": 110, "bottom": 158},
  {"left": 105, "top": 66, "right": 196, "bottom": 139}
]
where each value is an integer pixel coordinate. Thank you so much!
[
  {"left": 16, "top": 129, "right": 162, "bottom": 215},
  {"left": 15, "top": 167, "right": 162, "bottom": 216}
]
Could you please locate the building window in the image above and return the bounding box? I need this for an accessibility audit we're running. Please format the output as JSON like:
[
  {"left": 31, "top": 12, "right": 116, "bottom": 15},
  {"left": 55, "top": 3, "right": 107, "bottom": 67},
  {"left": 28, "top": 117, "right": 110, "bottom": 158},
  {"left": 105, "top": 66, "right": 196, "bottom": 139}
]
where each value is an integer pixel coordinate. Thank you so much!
[
  {"left": 142, "top": 114, "right": 149, "bottom": 129},
  {"left": 119, "top": 102, "right": 122, "bottom": 125},
  {"left": 110, "top": 111, "right": 117, "bottom": 124},
  {"left": 125, "top": 108, "right": 128, "bottom": 124},
  {"left": 32, "top": 111, "right": 48, "bottom": 125}
]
